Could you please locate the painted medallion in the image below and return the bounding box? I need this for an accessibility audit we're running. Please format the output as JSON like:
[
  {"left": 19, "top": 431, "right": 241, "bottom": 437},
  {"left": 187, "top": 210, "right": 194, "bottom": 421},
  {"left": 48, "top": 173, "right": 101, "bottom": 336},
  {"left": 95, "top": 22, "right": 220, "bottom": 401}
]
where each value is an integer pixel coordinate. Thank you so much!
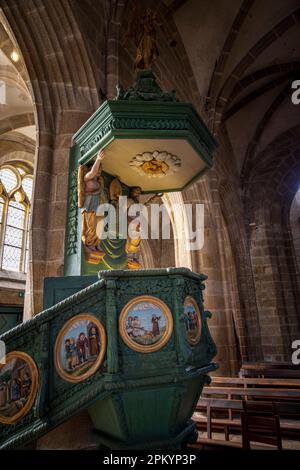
[
  {"left": 0, "top": 351, "right": 38, "bottom": 424},
  {"left": 119, "top": 296, "right": 173, "bottom": 353},
  {"left": 183, "top": 296, "right": 202, "bottom": 345},
  {"left": 54, "top": 314, "right": 106, "bottom": 383}
]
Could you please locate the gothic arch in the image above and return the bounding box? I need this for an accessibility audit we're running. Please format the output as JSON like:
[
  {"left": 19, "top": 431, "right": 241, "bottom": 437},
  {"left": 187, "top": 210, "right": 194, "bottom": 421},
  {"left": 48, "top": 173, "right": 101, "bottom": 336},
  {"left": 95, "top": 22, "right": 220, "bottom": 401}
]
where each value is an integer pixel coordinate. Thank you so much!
[{"left": 0, "top": 1, "right": 102, "bottom": 314}]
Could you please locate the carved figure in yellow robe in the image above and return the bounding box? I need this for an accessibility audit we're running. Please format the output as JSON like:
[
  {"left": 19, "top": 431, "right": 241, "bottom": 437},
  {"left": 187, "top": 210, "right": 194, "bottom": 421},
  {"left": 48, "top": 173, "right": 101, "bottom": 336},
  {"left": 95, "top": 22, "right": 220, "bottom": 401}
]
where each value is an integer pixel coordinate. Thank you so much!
[
  {"left": 126, "top": 187, "right": 161, "bottom": 269},
  {"left": 78, "top": 150, "right": 107, "bottom": 253},
  {"left": 126, "top": 186, "right": 143, "bottom": 269}
]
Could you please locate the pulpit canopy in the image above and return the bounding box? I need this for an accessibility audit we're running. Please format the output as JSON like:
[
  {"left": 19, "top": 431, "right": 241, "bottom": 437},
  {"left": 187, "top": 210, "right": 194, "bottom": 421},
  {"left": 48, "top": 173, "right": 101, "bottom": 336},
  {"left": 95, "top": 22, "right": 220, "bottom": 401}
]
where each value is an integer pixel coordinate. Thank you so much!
[{"left": 73, "top": 70, "right": 217, "bottom": 193}]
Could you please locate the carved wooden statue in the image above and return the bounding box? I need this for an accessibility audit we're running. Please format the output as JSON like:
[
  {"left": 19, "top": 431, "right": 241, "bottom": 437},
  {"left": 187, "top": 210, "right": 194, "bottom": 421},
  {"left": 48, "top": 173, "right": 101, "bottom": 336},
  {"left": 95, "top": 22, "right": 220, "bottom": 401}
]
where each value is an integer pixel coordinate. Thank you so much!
[
  {"left": 77, "top": 150, "right": 107, "bottom": 256},
  {"left": 126, "top": 187, "right": 161, "bottom": 269}
]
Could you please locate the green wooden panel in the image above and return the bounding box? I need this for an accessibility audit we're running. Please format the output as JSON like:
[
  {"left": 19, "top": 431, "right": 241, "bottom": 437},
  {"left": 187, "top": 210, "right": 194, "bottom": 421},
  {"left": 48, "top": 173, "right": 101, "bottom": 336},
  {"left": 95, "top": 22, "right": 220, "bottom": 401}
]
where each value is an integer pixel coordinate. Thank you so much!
[
  {"left": 0, "top": 307, "right": 22, "bottom": 335},
  {"left": 43, "top": 276, "right": 98, "bottom": 309}
]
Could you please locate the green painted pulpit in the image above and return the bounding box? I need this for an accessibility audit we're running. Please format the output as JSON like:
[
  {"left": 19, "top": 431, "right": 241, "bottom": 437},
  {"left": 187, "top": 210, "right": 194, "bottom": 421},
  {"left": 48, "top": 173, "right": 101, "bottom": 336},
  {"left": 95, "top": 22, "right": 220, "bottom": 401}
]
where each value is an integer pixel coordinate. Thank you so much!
[
  {"left": 0, "top": 71, "right": 218, "bottom": 450},
  {"left": 0, "top": 268, "right": 217, "bottom": 449},
  {"left": 64, "top": 70, "right": 217, "bottom": 276}
]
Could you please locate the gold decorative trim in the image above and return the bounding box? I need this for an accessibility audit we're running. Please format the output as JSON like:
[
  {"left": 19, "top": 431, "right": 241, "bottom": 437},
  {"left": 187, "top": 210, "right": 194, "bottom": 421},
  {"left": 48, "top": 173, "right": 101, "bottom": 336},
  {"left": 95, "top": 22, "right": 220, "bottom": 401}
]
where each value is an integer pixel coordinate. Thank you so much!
[
  {"left": 119, "top": 295, "right": 173, "bottom": 353},
  {"left": 183, "top": 296, "right": 202, "bottom": 345},
  {"left": 0, "top": 351, "right": 39, "bottom": 425},
  {"left": 54, "top": 313, "right": 106, "bottom": 383}
]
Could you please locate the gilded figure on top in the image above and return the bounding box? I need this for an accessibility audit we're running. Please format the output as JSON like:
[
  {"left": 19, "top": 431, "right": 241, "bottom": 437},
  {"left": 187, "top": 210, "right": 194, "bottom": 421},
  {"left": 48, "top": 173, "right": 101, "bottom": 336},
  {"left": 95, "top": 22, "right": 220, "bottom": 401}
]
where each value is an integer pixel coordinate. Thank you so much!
[{"left": 125, "top": 7, "right": 162, "bottom": 70}]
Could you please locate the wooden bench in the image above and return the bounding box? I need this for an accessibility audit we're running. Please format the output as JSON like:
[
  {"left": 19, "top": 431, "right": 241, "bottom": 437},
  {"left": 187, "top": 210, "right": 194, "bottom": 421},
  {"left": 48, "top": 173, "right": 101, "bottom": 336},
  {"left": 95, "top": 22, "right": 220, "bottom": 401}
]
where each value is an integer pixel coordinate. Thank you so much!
[
  {"left": 192, "top": 373, "right": 300, "bottom": 448},
  {"left": 211, "top": 376, "right": 300, "bottom": 389},
  {"left": 239, "top": 363, "right": 300, "bottom": 379},
  {"left": 241, "top": 401, "right": 282, "bottom": 450},
  {"left": 188, "top": 438, "right": 277, "bottom": 450},
  {"left": 191, "top": 401, "right": 283, "bottom": 450},
  {"left": 188, "top": 438, "right": 243, "bottom": 450},
  {"left": 240, "top": 361, "right": 299, "bottom": 370},
  {"left": 202, "top": 386, "right": 300, "bottom": 401},
  {"left": 194, "top": 398, "right": 300, "bottom": 440},
  {"left": 240, "top": 369, "right": 300, "bottom": 379}
]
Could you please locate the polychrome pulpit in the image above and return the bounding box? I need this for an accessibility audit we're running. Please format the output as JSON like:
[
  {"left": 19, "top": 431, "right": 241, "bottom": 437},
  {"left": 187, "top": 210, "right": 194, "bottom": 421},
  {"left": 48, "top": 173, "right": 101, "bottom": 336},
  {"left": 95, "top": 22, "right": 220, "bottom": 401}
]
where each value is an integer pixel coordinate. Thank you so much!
[{"left": 0, "top": 69, "right": 218, "bottom": 450}]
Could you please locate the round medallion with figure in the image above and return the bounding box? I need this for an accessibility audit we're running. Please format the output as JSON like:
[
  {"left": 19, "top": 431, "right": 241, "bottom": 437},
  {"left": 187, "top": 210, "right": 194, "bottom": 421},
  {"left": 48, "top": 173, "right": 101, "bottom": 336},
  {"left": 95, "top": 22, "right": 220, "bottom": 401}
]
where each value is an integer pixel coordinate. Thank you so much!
[
  {"left": 54, "top": 314, "right": 106, "bottom": 383},
  {"left": 183, "top": 296, "right": 202, "bottom": 345},
  {"left": 0, "top": 351, "right": 39, "bottom": 425},
  {"left": 119, "top": 296, "right": 173, "bottom": 353}
]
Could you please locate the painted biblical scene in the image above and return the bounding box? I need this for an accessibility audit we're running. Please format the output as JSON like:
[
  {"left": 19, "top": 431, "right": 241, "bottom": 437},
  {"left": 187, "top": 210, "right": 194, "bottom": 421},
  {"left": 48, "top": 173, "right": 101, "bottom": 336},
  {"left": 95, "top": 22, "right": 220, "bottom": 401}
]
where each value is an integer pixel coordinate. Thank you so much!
[
  {"left": 183, "top": 297, "right": 202, "bottom": 345},
  {"left": 0, "top": 352, "right": 38, "bottom": 424},
  {"left": 120, "top": 296, "right": 173, "bottom": 353},
  {"left": 55, "top": 314, "right": 106, "bottom": 383}
]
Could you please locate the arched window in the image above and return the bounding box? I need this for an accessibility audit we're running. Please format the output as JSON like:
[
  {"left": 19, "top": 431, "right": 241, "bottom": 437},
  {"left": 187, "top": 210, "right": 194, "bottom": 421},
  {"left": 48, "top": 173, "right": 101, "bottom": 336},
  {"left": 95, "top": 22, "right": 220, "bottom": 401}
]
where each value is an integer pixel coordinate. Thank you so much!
[{"left": 0, "top": 163, "right": 33, "bottom": 273}]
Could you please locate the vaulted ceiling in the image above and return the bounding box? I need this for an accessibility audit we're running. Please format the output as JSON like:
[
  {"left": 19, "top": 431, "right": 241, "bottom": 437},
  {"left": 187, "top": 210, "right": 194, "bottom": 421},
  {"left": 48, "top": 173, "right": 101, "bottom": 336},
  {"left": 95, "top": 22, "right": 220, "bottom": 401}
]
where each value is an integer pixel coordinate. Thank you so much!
[
  {"left": 169, "top": 0, "right": 300, "bottom": 190},
  {"left": 0, "top": 16, "right": 36, "bottom": 164},
  {"left": 0, "top": 0, "right": 299, "bottom": 203}
]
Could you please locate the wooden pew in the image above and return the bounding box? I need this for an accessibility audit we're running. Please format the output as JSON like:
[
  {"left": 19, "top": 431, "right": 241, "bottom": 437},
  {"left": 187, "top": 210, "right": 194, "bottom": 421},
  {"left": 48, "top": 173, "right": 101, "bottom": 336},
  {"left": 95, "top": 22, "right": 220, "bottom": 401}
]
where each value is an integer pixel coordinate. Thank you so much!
[
  {"left": 194, "top": 398, "right": 300, "bottom": 441},
  {"left": 241, "top": 401, "right": 282, "bottom": 450},
  {"left": 239, "top": 363, "right": 300, "bottom": 379},
  {"left": 192, "top": 373, "right": 300, "bottom": 448},
  {"left": 211, "top": 376, "right": 300, "bottom": 389},
  {"left": 241, "top": 361, "right": 299, "bottom": 369},
  {"left": 241, "top": 361, "right": 299, "bottom": 370},
  {"left": 202, "top": 386, "right": 300, "bottom": 401},
  {"left": 241, "top": 369, "right": 300, "bottom": 379}
]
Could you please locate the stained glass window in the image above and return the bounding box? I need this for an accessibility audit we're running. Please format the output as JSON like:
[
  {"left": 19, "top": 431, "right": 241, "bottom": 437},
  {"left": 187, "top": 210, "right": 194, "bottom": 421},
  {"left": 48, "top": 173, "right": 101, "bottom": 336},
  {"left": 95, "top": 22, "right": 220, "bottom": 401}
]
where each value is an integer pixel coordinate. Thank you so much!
[
  {"left": 0, "top": 197, "right": 4, "bottom": 235},
  {"left": 22, "top": 177, "right": 33, "bottom": 201},
  {"left": 0, "top": 197, "right": 4, "bottom": 222},
  {"left": 0, "top": 164, "right": 33, "bottom": 272},
  {"left": 16, "top": 167, "right": 26, "bottom": 176},
  {"left": 0, "top": 168, "right": 18, "bottom": 193}
]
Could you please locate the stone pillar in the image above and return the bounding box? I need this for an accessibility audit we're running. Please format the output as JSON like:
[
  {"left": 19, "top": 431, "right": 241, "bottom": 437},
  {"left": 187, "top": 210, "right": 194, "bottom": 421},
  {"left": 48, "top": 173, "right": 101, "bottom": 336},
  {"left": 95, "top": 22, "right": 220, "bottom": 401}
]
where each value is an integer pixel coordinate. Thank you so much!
[
  {"left": 180, "top": 175, "right": 241, "bottom": 375},
  {"left": 24, "top": 111, "right": 93, "bottom": 318}
]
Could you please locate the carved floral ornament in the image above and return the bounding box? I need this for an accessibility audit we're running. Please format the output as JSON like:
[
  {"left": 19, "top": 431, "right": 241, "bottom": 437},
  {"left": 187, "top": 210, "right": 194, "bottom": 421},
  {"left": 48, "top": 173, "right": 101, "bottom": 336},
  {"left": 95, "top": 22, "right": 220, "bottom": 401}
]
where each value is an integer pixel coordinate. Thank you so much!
[{"left": 129, "top": 151, "right": 181, "bottom": 178}]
